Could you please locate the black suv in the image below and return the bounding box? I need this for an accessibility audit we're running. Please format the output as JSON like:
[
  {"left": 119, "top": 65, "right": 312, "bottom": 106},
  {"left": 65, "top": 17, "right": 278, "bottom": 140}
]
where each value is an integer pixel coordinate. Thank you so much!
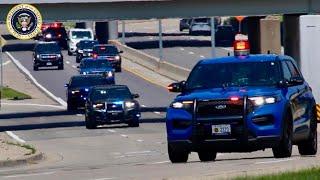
[
  {"left": 92, "top": 45, "right": 123, "bottom": 72},
  {"left": 85, "top": 85, "right": 141, "bottom": 129},
  {"left": 76, "top": 40, "right": 99, "bottom": 63},
  {"left": 40, "top": 27, "right": 68, "bottom": 49},
  {"left": 33, "top": 42, "right": 64, "bottom": 71},
  {"left": 65, "top": 75, "right": 112, "bottom": 111}
]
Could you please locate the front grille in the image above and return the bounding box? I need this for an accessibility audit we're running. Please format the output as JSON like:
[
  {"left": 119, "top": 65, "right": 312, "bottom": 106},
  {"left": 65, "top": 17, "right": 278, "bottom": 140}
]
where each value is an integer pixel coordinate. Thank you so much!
[
  {"left": 197, "top": 99, "right": 244, "bottom": 118},
  {"left": 106, "top": 103, "right": 123, "bottom": 111},
  {"left": 40, "top": 54, "right": 57, "bottom": 61}
]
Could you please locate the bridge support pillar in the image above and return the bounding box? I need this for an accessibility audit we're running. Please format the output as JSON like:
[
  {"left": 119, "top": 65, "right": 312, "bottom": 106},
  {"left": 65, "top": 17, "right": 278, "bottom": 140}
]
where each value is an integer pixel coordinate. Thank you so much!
[
  {"left": 246, "top": 16, "right": 264, "bottom": 54},
  {"left": 95, "top": 21, "right": 118, "bottom": 44},
  {"left": 283, "top": 14, "right": 302, "bottom": 67}
]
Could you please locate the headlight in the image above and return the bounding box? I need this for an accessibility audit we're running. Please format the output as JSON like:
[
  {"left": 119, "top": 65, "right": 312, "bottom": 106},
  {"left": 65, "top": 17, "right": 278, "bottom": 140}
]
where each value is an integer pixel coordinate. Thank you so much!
[
  {"left": 78, "top": 50, "right": 83, "bottom": 53},
  {"left": 107, "top": 71, "right": 113, "bottom": 78},
  {"left": 248, "top": 96, "right": 277, "bottom": 106},
  {"left": 93, "top": 103, "right": 105, "bottom": 109},
  {"left": 115, "top": 55, "right": 120, "bottom": 60},
  {"left": 71, "top": 90, "right": 79, "bottom": 94},
  {"left": 36, "top": 54, "right": 40, "bottom": 59},
  {"left": 57, "top": 54, "right": 62, "bottom": 58},
  {"left": 170, "top": 101, "right": 193, "bottom": 109},
  {"left": 82, "top": 72, "right": 87, "bottom": 75},
  {"left": 125, "top": 101, "right": 136, "bottom": 109},
  {"left": 45, "top": 34, "right": 52, "bottom": 38},
  {"left": 84, "top": 88, "right": 89, "bottom": 92}
]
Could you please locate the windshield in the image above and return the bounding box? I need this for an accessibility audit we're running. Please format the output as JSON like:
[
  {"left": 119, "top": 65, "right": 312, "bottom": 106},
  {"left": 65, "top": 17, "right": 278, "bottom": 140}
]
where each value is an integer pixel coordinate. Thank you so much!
[
  {"left": 71, "top": 31, "right": 92, "bottom": 39},
  {"left": 193, "top": 18, "right": 210, "bottom": 24},
  {"left": 186, "top": 61, "right": 281, "bottom": 90},
  {"left": 78, "top": 41, "right": 98, "bottom": 49},
  {"left": 94, "top": 46, "right": 118, "bottom": 55},
  {"left": 91, "top": 87, "right": 132, "bottom": 101},
  {"left": 36, "top": 44, "right": 60, "bottom": 53},
  {"left": 70, "top": 76, "right": 107, "bottom": 87},
  {"left": 80, "top": 60, "right": 112, "bottom": 69}
]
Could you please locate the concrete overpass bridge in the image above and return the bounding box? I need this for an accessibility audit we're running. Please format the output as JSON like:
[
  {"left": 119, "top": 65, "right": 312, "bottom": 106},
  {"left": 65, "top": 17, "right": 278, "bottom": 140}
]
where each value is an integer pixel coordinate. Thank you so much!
[{"left": 0, "top": 0, "right": 319, "bottom": 21}]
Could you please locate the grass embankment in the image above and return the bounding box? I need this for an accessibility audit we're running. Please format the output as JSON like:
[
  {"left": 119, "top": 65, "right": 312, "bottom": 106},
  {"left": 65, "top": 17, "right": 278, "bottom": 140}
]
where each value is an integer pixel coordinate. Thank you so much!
[
  {"left": 235, "top": 167, "right": 320, "bottom": 180},
  {"left": 1, "top": 87, "right": 32, "bottom": 100}
]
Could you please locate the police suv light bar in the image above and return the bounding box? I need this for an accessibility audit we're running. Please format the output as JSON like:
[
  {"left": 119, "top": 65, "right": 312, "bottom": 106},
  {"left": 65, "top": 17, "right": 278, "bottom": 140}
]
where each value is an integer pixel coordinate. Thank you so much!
[{"left": 234, "top": 34, "right": 250, "bottom": 57}]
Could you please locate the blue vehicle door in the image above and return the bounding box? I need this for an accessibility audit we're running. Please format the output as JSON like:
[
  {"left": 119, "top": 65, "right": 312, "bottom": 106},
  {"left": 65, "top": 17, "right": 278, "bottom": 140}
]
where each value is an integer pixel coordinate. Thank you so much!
[{"left": 286, "top": 60, "right": 310, "bottom": 138}]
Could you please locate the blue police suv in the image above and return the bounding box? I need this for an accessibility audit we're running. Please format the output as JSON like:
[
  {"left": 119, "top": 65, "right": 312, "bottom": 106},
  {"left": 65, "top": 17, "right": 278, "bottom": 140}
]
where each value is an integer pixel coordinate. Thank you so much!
[{"left": 166, "top": 40, "right": 317, "bottom": 163}]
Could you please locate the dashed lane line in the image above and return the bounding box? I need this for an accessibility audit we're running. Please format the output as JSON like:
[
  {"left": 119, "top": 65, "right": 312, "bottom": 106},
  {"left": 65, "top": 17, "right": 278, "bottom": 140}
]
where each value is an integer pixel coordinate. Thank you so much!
[
  {"left": 72, "top": 65, "right": 77, "bottom": 69},
  {"left": 154, "top": 111, "right": 161, "bottom": 115},
  {"left": 3, "top": 172, "right": 55, "bottom": 178},
  {"left": 2, "top": 102, "right": 64, "bottom": 109},
  {"left": 120, "top": 134, "right": 128, "bottom": 138},
  {"left": 108, "top": 129, "right": 116, "bottom": 133},
  {"left": 180, "top": 48, "right": 185, "bottom": 51},
  {"left": 200, "top": 55, "right": 206, "bottom": 58},
  {"left": 188, "top": 51, "right": 195, "bottom": 55},
  {"left": 66, "top": 61, "right": 70, "bottom": 64},
  {"left": 136, "top": 139, "right": 144, "bottom": 142}
]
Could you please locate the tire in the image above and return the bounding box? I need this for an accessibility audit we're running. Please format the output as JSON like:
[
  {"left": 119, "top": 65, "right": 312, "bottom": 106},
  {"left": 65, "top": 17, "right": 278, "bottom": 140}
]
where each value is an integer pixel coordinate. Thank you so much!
[
  {"left": 67, "top": 102, "right": 76, "bottom": 112},
  {"left": 85, "top": 115, "right": 97, "bottom": 129},
  {"left": 76, "top": 58, "right": 81, "bottom": 63},
  {"left": 198, "top": 150, "right": 217, "bottom": 162},
  {"left": 58, "top": 64, "right": 64, "bottom": 70},
  {"left": 128, "top": 119, "right": 139, "bottom": 127},
  {"left": 168, "top": 144, "right": 189, "bottom": 163},
  {"left": 298, "top": 108, "right": 317, "bottom": 155},
  {"left": 115, "top": 66, "right": 122, "bottom": 72},
  {"left": 68, "top": 50, "right": 72, "bottom": 56},
  {"left": 33, "top": 66, "right": 38, "bottom": 71},
  {"left": 272, "top": 113, "right": 293, "bottom": 158}
]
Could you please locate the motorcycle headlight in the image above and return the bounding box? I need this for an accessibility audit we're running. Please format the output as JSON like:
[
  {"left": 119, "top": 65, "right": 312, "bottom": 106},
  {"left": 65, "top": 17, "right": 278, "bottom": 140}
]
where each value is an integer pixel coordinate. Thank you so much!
[
  {"left": 125, "top": 101, "right": 135, "bottom": 109},
  {"left": 36, "top": 54, "right": 40, "bottom": 59},
  {"left": 170, "top": 101, "right": 193, "bottom": 109},
  {"left": 115, "top": 55, "right": 120, "bottom": 60},
  {"left": 248, "top": 96, "right": 277, "bottom": 106}
]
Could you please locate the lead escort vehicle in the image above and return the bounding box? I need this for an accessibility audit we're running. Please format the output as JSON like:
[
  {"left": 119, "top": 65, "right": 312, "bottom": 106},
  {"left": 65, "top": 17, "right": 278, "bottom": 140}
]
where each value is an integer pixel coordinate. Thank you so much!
[{"left": 166, "top": 36, "right": 318, "bottom": 163}]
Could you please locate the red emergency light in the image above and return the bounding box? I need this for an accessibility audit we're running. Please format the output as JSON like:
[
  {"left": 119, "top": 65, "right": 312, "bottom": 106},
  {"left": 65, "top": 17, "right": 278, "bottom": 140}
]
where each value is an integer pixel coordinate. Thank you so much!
[{"left": 233, "top": 34, "right": 250, "bottom": 57}]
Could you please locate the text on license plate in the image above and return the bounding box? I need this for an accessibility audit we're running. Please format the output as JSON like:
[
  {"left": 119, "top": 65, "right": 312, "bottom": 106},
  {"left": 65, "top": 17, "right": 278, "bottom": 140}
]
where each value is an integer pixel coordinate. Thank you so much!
[
  {"left": 46, "top": 62, "right": 52, "bottom": 66},
  {"left": 212, "top": 124, "right": 231, "bottom": 135}
]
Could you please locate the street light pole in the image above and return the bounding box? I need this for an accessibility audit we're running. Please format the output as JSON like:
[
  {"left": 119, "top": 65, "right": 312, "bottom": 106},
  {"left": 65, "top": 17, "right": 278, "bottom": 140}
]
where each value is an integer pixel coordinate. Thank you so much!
[
  {"left": 121, "top": 20, "right": 126, "bottom": 44},
  {"left": 158, "top": 19, "right": 163, "bottom": 62},
  {"left": 210, "top": 17, "right": 216, "bottom": 58},
  {"left": 0, "top": 36, "right": 3, "bottom": 110}
]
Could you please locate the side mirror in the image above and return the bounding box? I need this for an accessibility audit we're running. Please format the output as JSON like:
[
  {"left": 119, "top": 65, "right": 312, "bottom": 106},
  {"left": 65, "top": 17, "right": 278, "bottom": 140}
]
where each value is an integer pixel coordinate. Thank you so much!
[
  {"left": 64, "top": 84, "right": 69, "bottom": 87},
  {"left": 132, "top": 94, "right": 140, "bottom": 99},
  {"left": 289, "top": 77, "right": 304, "bottom": 86},
  {"left": 167, "top": 81, "right": 186, "bottom": 93},
  {"left": 119, "top": 50, "right": 124, "bottom": 54}
]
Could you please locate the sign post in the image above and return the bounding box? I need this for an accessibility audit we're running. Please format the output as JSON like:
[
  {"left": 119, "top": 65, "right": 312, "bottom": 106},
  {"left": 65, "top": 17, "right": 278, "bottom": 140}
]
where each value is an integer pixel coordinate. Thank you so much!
[{"left": 235, "top": 16, "right": 245, "bottom": 33}]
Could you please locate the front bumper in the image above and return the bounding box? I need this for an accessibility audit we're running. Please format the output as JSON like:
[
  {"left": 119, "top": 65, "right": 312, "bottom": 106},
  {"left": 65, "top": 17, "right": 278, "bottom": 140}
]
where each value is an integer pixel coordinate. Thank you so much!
[
  {"left": 166, "top": 98, "right": 286, "bottom": 152},
  {"left": 34, "top": 59, "right": 63, "bottom": 67},
  {"left": 88, "top": 109, "right": 140, "bottom": 124}
]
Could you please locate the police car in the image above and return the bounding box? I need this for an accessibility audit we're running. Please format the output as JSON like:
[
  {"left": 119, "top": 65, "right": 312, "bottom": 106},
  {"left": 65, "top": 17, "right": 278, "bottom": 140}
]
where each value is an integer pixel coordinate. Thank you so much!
[{"left": 166, "top": 35, "right": 318, "bottom": 163}]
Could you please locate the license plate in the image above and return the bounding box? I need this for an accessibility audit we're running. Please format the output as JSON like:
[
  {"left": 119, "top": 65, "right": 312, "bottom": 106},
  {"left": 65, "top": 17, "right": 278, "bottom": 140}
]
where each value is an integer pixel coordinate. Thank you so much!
[
  {"left": 46, "top": 62, "right": 52, "bottom": 66},
  {"left": 212, "top": 124, "right": 231, "bottom": 135}
]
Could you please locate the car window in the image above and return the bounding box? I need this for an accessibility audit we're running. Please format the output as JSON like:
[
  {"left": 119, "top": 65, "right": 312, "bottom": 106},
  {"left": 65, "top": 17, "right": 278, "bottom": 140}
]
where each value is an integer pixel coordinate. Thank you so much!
[
  {"left": 71, "top": 31, "right": 92, "bottom": 39},
  {"left": 94, "top": 46, "right": 118, "bottom": 55},
  {"left": 36, "top": 44, "right": 60, "bottom": 52},
  {"left": 281, "top": 61, "right": 292, "bottom": 80},
  {"left": 70, "top": 77, "right": 107, "bottom": 87},
  {"left": 91, "top": 87, "right": 132, "bottom": 101},
  {"left": 80, "top": 60, "right": 112, "bottom": 68},
  {"left": 286, "top": 61, "right": 301, "bottom": 78}
]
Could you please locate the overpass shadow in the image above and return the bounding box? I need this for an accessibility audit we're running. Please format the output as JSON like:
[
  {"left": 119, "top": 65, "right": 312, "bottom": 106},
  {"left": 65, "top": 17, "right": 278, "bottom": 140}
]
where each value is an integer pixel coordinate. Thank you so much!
[
  {"left": 2, "top": 42, "right": 36, "bottom": 52},
  {"left": 121, "top": 32, "right": 194, "bottom": 38}
]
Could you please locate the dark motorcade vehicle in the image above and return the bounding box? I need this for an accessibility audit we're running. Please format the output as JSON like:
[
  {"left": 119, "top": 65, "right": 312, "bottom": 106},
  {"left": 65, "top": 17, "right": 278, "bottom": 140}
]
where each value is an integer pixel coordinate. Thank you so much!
[
  {"left": 33, "top": 42, "right": 64, "bottom": 71},
  {"left": 215, "top": 25, "right": 235, "bottom": 47},
  {"left": 75, "top": 40, "right": 99, "bottom": 63},
  {"left": 65, "top": 75, "right": 113, "bottom": 111},
  {"left": 92, "top": 44, "right": 123, "bottom": 72},
  {"left": 40, "top": 27, "right": 68, "bottom": 49},
  {"left": 179, "top": 18, "right": 191, "bottom": 32},
  {"left": 85, "top": 85, "right": 141, "bottom": 129},
  {"left": 78, "top": 58, "right": 115, "bottom": 84},
  {"left": 166, "top": 40, "right": 317, "bottom": 163}
]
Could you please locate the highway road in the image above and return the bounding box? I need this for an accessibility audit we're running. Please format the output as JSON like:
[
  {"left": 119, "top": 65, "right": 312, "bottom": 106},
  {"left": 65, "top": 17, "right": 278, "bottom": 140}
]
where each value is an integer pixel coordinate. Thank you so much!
[
  {"left": 0, "top": 34, "right": 320, "bottom": 179},
  {"left": 121, "top": 19, "right": 233, "bottom": 70}
]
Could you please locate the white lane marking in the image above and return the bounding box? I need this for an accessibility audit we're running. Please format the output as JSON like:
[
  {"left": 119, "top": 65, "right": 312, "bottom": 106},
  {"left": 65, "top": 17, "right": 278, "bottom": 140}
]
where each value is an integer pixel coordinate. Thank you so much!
[
  {"left": 66, "top": 61, "right": 70, "bottom": 64},
  {"left": 220, "top": 47, "right": 233, "bottom": 52},
  {"left": 3, "top": 172, "right": 55, "bottom": 178},
  {"left": 2, "top": 102, "right": 64, "bottom": 109},
  {"left": 255, "top": 158, "right": 293, "bottom": 165},
  {"left": 125, "top": 150, "right": 152, "bottom": 155},
  {"left": 190, "top": 37, "right": 195, "bottom": 40},
  {"left": 149, "top": 37, "right": 154, "bottom": 40},
  {"left": 108, "top": 129, "right": 116, "bottom": 133},
  {"left": 76, "top": 114, "right": 83, "bottom": 117},
  {"left": 188, "top": 51, "right": 195, "bottom": 55},
  {"left": 180, "top": 48, "right": 185, "bottom": 51},
  {"left": 72, "top": 65, "right": 77, "bottom": 69},
  {"left": 120, "top": 134, "right": 128, "bottom": 138},
  {"left": 136, "top": 139, "right": 144, "bottom": 142},
  {"left": 154, "top": 111, "right": 161, "bottom": 115},
  {"left": 92, "top": 178, "right": 116, "bottom": 180},
  {"left": 150, "top": 161, "right": 170, "bottom": 165},
  {"left": 200, "top": 55, "right": 206, "bottom": 58},
  {"left": 6, "top": 52, "right": 67, "bottom": 107},
  {"left": 141, "top": 104, "right": 147, "bottom": 107},
  {"left": 5, "top": 131, "right": 26, "bottom": 143},
  {"left": 3, "top": 61, "right": 11, "bottom": 66}
]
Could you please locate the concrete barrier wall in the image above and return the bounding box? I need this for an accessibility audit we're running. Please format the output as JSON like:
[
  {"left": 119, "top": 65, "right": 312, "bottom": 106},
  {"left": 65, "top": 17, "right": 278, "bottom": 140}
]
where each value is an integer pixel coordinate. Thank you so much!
[{"left": 109, "top": 40, "right": 190, "bottom": 81}]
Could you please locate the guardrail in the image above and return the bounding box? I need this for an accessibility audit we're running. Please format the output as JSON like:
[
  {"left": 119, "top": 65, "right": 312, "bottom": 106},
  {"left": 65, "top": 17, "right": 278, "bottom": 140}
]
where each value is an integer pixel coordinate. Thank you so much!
[{"left": 109, "top": 40, "right": 190, "bottom": 82}]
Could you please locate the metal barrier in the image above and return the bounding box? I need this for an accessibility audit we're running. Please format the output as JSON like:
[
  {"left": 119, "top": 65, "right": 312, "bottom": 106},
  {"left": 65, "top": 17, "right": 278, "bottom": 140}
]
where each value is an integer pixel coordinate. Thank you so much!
[{"left": 109, "top": 40, "right": 190, "bottom": 82}]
